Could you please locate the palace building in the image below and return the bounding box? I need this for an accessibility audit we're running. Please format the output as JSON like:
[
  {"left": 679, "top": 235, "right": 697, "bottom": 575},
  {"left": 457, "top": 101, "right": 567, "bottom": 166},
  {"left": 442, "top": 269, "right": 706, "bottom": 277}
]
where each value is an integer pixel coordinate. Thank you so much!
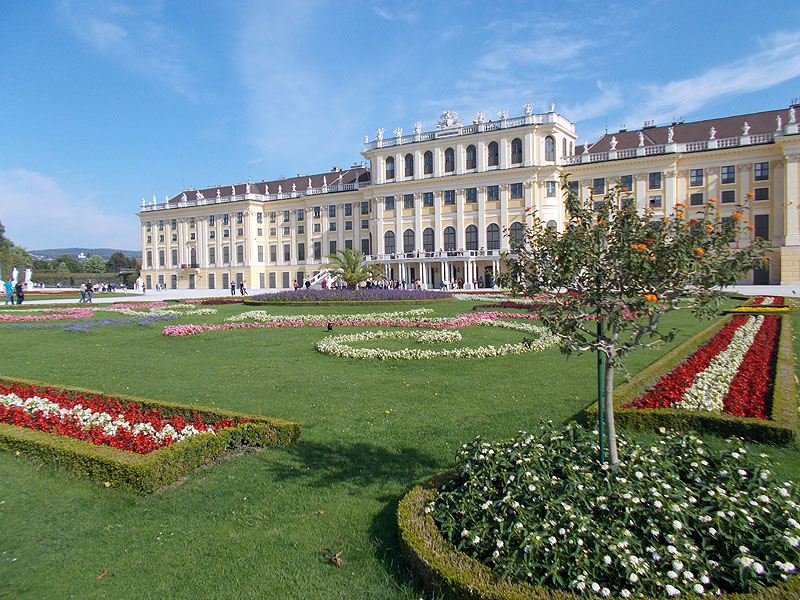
[{"left": 138, "top": 101, "right": 800, "bottom": 290}]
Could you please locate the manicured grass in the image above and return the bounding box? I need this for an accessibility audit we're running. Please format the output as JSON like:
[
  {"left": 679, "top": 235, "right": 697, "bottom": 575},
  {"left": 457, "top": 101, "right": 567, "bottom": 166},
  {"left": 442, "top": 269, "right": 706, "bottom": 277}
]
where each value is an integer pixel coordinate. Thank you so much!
[{"left": 0, "top": 298, "right": 797, "bottom": 599}]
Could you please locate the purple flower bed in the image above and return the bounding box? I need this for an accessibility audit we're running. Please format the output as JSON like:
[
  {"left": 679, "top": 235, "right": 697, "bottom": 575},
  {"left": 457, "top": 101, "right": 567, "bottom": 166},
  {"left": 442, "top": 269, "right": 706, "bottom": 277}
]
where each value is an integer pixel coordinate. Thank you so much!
[
  {"left": 0, "top": 314, "right": 177, "bottom": 332},
  {"left": 250, "top": 288, "right": 451, "bottom": 303}
]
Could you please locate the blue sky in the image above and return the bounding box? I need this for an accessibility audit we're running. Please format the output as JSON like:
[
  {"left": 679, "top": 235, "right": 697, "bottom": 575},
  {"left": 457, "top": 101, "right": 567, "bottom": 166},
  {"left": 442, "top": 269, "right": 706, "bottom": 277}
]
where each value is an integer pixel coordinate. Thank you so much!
[{"left": 2, "top": 0, "right": 800, "bottom": 251}]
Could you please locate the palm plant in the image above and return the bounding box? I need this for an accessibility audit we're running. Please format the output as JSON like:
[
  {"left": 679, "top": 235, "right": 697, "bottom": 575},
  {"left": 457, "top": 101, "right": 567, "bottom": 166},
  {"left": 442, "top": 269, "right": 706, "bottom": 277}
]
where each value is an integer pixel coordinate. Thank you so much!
[{"left": 326, "top": 248, "right": 385, "bottom": 289}]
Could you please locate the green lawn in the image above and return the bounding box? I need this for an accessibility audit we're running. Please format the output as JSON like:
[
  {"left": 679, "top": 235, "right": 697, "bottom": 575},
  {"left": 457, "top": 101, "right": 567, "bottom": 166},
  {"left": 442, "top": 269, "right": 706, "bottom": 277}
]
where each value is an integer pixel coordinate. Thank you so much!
[{"left": 0, "top": 298, "right": 797, "bottom": 599}]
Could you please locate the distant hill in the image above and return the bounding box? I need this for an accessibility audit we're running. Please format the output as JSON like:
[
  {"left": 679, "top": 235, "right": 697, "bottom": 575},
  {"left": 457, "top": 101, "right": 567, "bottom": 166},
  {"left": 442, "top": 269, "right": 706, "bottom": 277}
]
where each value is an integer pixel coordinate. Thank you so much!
[{"left": 30, "top": 248, "right": 141, "bottom": 260}]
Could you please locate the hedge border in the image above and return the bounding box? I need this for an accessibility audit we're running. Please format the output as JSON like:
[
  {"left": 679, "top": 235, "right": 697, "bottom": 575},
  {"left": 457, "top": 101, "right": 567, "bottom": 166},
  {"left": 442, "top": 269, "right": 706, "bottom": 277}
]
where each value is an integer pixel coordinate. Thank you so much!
[
  {"left": 0, "top": 376, "right": 302, "bottom": 493},
  {"left": 398, "top": 471, "right": 800, "bottom": 600},
  {"left": 584, "top": 314, "right": 797, "bottom": 445}
]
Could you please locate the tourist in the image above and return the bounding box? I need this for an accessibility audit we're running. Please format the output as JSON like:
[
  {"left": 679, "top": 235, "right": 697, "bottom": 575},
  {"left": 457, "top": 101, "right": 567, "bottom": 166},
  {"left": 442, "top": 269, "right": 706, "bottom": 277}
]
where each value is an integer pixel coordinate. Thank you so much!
[
  {"left": 321, "top": 279, "right": 328, "bottom": 289},
  {"left": 240, "top": 280, "right": 247, "bottom": 295},
  {"left": 4, "top": 277, "right": 14, "bottom": 305},
  {"left": 79, "top": 282, "right": 87, "bottom": 303},
  {"left": 293, "top": 279, "right": 299, "bottom": 291},
  {"left": 86, "top": 281, "right": 93, "bottom": 302},
  {"left": 304, "top": 279, "right": 311, "bottom": 289},
  {"left": 14, "top": 280, "right": 24, "bottom": 305},
  {"left": 230, "top": 281, "right": 236, "bottom": 295}
]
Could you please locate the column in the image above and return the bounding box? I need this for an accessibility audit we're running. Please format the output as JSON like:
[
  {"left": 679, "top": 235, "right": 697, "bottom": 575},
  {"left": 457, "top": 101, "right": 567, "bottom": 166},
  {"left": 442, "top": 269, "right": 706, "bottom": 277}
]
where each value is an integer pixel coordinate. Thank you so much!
[
  {"left": 477, "top": 187, "right": 487, "bottom": 248},
  {"left": 456, "top": 189, "right": 465, "bottom": 250},
  {"left": 783, "top": 154, "right": 799, "bottom": 246}
]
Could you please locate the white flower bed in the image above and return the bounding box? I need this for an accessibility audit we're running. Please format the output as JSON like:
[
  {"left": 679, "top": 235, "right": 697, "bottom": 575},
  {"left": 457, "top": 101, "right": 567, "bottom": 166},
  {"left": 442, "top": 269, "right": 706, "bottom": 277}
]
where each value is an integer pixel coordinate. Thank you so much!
[{"left": 225, "top": 308, "right": 434, "bottom": 324}]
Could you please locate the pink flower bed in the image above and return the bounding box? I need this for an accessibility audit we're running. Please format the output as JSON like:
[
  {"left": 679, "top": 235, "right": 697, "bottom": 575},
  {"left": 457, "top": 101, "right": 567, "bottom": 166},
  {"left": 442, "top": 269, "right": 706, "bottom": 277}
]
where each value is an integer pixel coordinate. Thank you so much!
[
  {"left": 0, "top": 308, "right": 94, "bottom": 322},
  {"left": 106, "top": 302, "right": 167, "bottom": 310}
]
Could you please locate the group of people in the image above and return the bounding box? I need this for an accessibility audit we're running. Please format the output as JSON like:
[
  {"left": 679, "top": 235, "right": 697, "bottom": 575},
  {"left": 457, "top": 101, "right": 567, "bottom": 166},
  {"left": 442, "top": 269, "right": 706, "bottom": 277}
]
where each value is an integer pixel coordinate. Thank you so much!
[
  {"left": 4, "top": 278, "right": 24, "bottom": 305},
  {"left": 293, "top": 279, "right": 312, "bottom": 290},
  {"left": 78, "top": 281, "right": 94, "bottom": 303},
  {"left": 230, "top": 281, "right": 248, "bottom": 295}
]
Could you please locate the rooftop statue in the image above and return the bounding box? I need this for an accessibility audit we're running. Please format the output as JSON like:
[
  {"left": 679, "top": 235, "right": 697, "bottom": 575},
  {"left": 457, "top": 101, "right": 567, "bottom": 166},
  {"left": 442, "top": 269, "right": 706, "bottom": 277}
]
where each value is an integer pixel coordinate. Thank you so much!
[
  {"left": 709, "top": 126, "right": 716, "bottom": 139},
  {"left": 790, "top": 107, "right": 796, "bottom": 124},
  {"left": 216, "top": 188, "right": 221, "bottom": 198},
  {"left": 777, "top": 115, "right": 783, "bottom": 130},
  {"left": 609, "top": 136, "right": 617, "bottom": 150},
  {"left": 667, "top": 126, "right": 674, "bottom": 143},
  {"left": 437, "top": 111, "right": 462, "bottom": 129},
  {"left": 393, "top": 127, "right": 403, "bottom": 138},
  {"left": 497, "top": 109, "right": 508, "bottom": 120},
  {"left": 742, "top": 122, "right": 750, "bottom": 135},
  {"left": 475, "top": 111, "right": 485, "bottom": 124},
  {"left": 414, "top": 121, "right": 422, "bottom": 134},
  {"left": 196, "top": 190, "right": 204, "bottom": 200},
  {"left": 231, "top": 185, "right": 236, "bottom": 196},
  {"left": 246, "top": 181, "right": 251, "bottom": 193},
  {"left": 523, "top": 102, "right": 533, "bottom": 116},
  {"left": 376, "top": 128, "right": 384, "bottom": 141},
  {"left": 638, "top": 131, "right": 645, "bottom": 146}
]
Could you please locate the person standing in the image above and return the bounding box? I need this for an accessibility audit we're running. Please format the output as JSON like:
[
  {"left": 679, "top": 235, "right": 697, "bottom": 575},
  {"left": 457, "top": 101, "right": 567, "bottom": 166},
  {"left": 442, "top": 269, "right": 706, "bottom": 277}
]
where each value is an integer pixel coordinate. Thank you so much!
[
  {"left": 14, "top": 280, "right": 24, "bottom": 305},
  {"left": 240, "top": 280, "right": 247, "bottom": 295},
  {"left": 4, "top": 277, "right": 14, "bottom": 305},
  {"left": 230, "top": 281, "right": 236, "bottom": 295},
  {"left": 79, "top": 281, "right": 87, "bottom": 303}
]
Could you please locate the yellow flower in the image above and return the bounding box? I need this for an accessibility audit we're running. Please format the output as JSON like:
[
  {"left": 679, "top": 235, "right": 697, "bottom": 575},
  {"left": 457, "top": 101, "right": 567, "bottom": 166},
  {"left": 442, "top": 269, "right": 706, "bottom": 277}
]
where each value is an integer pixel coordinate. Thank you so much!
[
  {"left": 644, "top": 294, "right": 658, "bottom": 302},
  {"left": 746, "top": 192, "right": 754, "bottom": 198},
  {"left": 732, "top": 212, "right": 744, "bottom": 219},
  {"left": 708, "top": 197, "right": 717, "bottom": 203},
  {"left": 704, "top": 224, "right": 713, "bottom": 232}
]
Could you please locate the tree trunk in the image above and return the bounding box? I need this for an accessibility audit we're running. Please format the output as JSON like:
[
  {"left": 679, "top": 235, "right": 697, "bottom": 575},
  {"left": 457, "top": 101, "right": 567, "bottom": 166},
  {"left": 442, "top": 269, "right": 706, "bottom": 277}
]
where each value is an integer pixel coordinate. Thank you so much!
[{"left": 603, "top": 355, "right": 619, "bottom": 465}]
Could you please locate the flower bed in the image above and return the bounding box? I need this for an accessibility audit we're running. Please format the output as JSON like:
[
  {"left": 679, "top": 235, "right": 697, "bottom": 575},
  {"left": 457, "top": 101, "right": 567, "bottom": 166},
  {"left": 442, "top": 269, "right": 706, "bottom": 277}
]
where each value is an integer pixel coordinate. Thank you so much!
[
  {"left": 0, "top": 376, "right": 301, "bottom": 493},
  {"left": 0, "top": 308, "right": 94, "bottom": 322},
  {"left": 401, "top": 423, "right": 800, "bottom": 600},
  {"left": 247, "top": 288, "right": 451, "bottom": 304},
  {"left": 586, "top": 313, "right": 796, "bottom": 445},
  {"left": 727, "top": 296, "right": 789, "bottom": 314},
  {"left": 624, "top": 315, "right": 777, "bottom": 419},
  {"left": 1, "top": 382, "right": 238, "bottom": 454}
]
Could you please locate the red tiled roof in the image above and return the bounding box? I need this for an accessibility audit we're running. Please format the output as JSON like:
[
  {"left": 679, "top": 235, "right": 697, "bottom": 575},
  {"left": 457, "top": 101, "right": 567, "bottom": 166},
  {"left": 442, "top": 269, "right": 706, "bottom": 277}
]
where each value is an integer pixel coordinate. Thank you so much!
[
  {"left": 576, "top": 105, "right": 796, "bottom": 154},
  {"left": 167, "top": 167, "right": 370, "bottom": 205}
]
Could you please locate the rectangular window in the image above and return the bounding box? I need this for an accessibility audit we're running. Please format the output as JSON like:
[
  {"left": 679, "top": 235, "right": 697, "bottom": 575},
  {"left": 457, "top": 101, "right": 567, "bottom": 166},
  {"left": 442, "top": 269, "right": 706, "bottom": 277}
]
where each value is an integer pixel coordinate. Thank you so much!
[
  {"left": 567, "top": 180, "right": 579, "bottom": 195},
  {"left": 690, "top": 192, "right": 704, "bottom": 206},
  {"left": 236, "top": 212, "right": 243, "bottom": 224},
  {"left": 297, "top": 243, "right": 305, "bottom": 261},
  {"left": 222, "top": 247, "right": 230, "bottom": 263},
  {"left": 269, "top": 245, "right": 276, "bottom": 262},
  {"left": 545, "top": 181, "right": 556, "bottom": 197},
  {"left": 269, "top": 272, "right": 276, "bottom": 288},
  {"left": 145, "top": 250, "right": 152, "bottom": 267},
  {"left": 345, "top": 239, "right": 353, "bottom": 250},
  {"left": 384, "top": 196, "right": 395, "bottom": 210},
  {"left": 209, "top": 230, "right": 216, "bottom": 239},
  {"left": 237, "top": 228, "right": 243, "bottom": 236},
  {"left": 754, "top": 214, "right": 769, "bottom": 240},
  {"left": 721, "top": 165, "right": 736, "bottom": 184},
  {"left": 282, "top": 272, "right": 290, "bottom": 289},
  {"left": 345, "top": 221, "right": 352, "bottom": 230},
  {"left": 298, "top": 225, "right": 304, "bottom": 234},
  {"left": 236, "top": 245, "right": 244, "bottom": 263},
  {"left": 314, "top": 241, "right": 321, "bottom": 260},
  {"left": 404, "top": 194, "right": 414, "bottom": 209},
  {"left": 329, "top": 240, "right": 337, "bottom": 256},
  {"left": 510, "top": 183, "right": 523, "bottom": 199},
  {"left": 146, "top": 222, "right": 152, "bottom": 232},
  {"left": 649, "top": 195, "right": 662, "bottom": 208},
  {"left": 146, "top": 235, "right": 151, "bottom": 243},
  {"left": 283, "top": 244, "right": 290, "bottom": 261},
  {"left": 593, "top": 200, "right": 603, "bottom": 212},
  {"left": 257, "top": 228, "right": 262, "bottom": 236},
  {"left": 328, "top": 205, "right": 336, "bottom": 218},
  {"left": 313, "top": 206, "right": 321, "bottom": 218},
  {"left": 361, "top": 238, "right": 370, "bottom": 255},
  {"left": 329, "top": 222, "right": 336, "bottom": 231},
  {"left": 361, "top": 201, "right": 369, "bottom": 215},
  {"left": 466, "top": 188, "right": 477, "bottom": 203},
  {"left": 171, "top": 233, "right": 177, "bottom": 242},
  {"left": 360, "top": 219, "right": 369, "bottom": 230},
  {"left": 313, "top": 223, "right": 321, "bottom": 233},
  {"left": 721, "top": 190, "right": 736, "bottom": 203},
  {"left": 754, "top": 162, "right": 769, "bottom": 181},
  {"left": 593, "top": 178, "right": 605, "bottom": 194},
  {"left": 648, "top": 172, "right": 662, "bottom": 190},
  {"left": 754, "top": 187, "right": 769, "bottom": 201},
  {"left": 423, "top": 192, "right": 433, "bottom": 207},
  {"left": 620, "top": 175, "right": 633, "bottom": 191},
  {"left": 159, "top": 235, "right": 164, "bottom": 243},
  {"left": 284, "top": 210, "right": 290, "bottom": 222},
  {"left": 256, "top": 213, "right": 263, "bottom": 224},
  {"left": 158, "top": 220, "right": 164, "bottom": 231},
  {"left": 208, "top": 247, "right": 215, "bottom": 264},
  {"left": 171, "top": 219, "right": 177, "bottom": 229},
  {"left": 171, "top": 249, "right": 178, "bottom": 266},
  {"left": 270, "top": 228, "right": 276, "bottom": 236},
  {"left": 487, "top": 185, "right": 499, "bottom": 201},
  {"left": 209, "top": 215, "right": 215, "bottom": 226},
  {"left": 283, "top": 226, "right": 290, "bottom": 235},
  {"left": 444, "top": 190, "right": 455, "bottom": 205},
  {"left": 223, "top": 214, "right": 229, "bottom": 225},
  {"left": 189, "top": 233, "right": 195, "bottom": 241},
  {"left": 344, "top": 203, "right": 352, "bottom": 216},
  {"left": 257, "top": 246, "right": 264, "bottom": 262},
  {"left": 269, "top": 212, "right": 276, "bottom": 223},
  {"left": 259, "top": 273, "right": 264, "bottom": 288},
  {"left": 297, "top": 208, "right": 304, "bottom": 221}
]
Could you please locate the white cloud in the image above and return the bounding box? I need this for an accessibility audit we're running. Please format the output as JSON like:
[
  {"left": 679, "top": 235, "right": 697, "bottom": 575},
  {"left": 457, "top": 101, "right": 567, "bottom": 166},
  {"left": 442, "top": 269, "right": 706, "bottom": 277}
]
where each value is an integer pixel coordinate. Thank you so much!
[
  {"left": 0, "top": 169, "right": 140, "bottom": 250},
  {"left": 57, "top": 0, "right": 197, "bottom": 99}
]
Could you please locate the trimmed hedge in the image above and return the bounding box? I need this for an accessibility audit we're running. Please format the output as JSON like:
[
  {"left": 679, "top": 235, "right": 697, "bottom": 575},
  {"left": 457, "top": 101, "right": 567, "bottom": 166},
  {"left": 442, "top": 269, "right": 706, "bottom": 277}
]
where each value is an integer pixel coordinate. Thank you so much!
[
  {"left": 0, "top": 376, "right": 301, "bottom": 493},
  {"left": 584, "top": 314, "right": 797, "bottom": 445},
  {"left": 398, "top": 471, "right": 800, "bottom": 600}
]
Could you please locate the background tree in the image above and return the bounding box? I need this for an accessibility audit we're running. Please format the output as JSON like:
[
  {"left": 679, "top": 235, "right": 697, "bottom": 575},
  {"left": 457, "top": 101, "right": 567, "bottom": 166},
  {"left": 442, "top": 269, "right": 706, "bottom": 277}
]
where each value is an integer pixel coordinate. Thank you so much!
[
  {"left": 55, "top": 254, "right": 81, "bottom": 273},
  {"left": 500, "top": 178, "right": 768, "bottom": 464},
  {"left": 82, "top": 254, "right": 107, "bottom": 273},
  {"left": 106, "top": 252, "right": 129, "bottom": 272},
  {"left": 326, "top": 248, "right": 385, "bottom": 289}
]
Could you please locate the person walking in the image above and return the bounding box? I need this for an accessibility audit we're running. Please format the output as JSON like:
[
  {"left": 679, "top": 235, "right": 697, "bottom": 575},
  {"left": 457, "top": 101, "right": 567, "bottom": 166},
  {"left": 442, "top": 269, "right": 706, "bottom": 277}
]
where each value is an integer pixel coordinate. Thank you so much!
[
  {"left": 4, "top": 277, "right": 15, "bottom": 305},
  {"left": 14, "top": 280, "right": 24, "bottom": 305},
  {"left": 79, "top": 281, "right": 87, "bottom": 303},
  {"left": 240, "top": 280, "right": 247, "bottom": 295},
  {"left": 86, "top": 281, "right": 93, "bottom": 302}
]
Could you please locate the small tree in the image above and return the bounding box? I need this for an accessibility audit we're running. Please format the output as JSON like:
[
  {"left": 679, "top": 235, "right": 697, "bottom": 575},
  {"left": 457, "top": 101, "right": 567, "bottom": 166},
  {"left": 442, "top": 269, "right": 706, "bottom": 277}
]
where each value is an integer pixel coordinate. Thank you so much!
[
  {"left": 500, "top": 178, "right": 768, "bottom": 464},
  {"left": 326, "top": 248, "right": 385, "bottom": 289},
  {"left": 82, "top": 254, "right": 107, "bottom": 273}
]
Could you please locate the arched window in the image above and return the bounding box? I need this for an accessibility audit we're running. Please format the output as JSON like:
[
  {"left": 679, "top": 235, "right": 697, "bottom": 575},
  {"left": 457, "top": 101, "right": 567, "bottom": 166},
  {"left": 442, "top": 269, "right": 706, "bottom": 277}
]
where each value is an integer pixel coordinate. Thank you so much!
[
  {"left": 488, "top": 141, "right": 499, "bottom": 166},
  {"left": 444, "top": 148, "right": 455, "bottom": 173},
  {"left": 385, "top": 156, "right": 395, "bottom": 179},
  {"left": 487, "top": 223, "right": 500, "bottom": 250},
  {"left": 443, "top": 226, "right": 456, "bottom": 251},
  {"left": 404, "top": 153, "right": 414, "bottom": 177},
  {"left": 424, "top": 151, "right": 433, "bottom": 174},
  {"left": 466, "top": 145, "right": 476, "bottom": 169},
  {"left": 545, "top": 136, "right": 555, "bottom": 161},
  {"left": 546, "top": 220, "right": 558, "bottom": 230},
  {"left": 511, "top": 138, "right": 522, "bottom": 164},
  {"left": 403, "top": 228, "right": 415, "bottom": 253},
  {"left": 509, "top": 222, "right": 525, "bottom": 246},
  {"left": 384, "top": 230, "right": 396, "bottom": 254},
  {"left": 465, "top": 224, "right": 478, "bottom": 250},
  {"left": 423, "top": 227, "right": 435, "bottom": 252}
]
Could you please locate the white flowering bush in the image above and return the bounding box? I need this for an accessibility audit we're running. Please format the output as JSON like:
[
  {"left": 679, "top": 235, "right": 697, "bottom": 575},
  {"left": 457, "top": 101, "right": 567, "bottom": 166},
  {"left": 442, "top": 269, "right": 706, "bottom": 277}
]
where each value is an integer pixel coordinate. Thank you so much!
[{"left": 431, "top": 422, "right": 799, "bottom": 598}]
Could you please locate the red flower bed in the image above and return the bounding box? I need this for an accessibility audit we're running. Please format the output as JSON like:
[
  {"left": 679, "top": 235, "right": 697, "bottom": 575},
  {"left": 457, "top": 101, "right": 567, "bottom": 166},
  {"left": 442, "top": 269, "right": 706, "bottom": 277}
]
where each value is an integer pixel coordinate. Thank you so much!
[
  {"left": 0, "top": 382, "right": 240, "bottom": 454},
  {"left": 723, "top": 316, "right": 780, "bottom": 419},
  {"left": 623, "top": 316, "right": 749, "bottom": 410}
]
